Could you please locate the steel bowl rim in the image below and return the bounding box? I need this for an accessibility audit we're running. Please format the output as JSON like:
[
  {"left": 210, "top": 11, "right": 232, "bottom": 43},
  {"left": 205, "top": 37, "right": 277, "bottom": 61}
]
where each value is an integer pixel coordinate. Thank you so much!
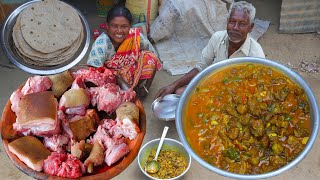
[
  {"left": 138, "top": 137, "right": 192, "bottom": 180},
  {"left": 151, "top": 94, "right": 180, "bottom": 121},
  {"left": 175, "top": 57, "right": 319, "bottom": 179},
  {"left": 151, "top": 97, "right": 174, "bottom": 121},
  {"left": 0, "top": 0, "right": 90, "bottom": 75}
]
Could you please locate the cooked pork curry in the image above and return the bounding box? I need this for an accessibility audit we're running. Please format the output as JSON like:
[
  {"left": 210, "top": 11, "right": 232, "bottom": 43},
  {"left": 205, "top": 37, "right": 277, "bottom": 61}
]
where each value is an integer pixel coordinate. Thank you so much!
[{"left": 185, "top": 63, "right": 310, "bottom": 174}]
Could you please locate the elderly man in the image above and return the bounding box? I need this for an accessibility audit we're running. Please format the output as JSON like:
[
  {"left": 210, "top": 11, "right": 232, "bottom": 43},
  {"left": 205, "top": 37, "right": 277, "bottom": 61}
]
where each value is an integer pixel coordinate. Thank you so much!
[{"left": 155, "top": 1, "right": 265, "bottom": 98}]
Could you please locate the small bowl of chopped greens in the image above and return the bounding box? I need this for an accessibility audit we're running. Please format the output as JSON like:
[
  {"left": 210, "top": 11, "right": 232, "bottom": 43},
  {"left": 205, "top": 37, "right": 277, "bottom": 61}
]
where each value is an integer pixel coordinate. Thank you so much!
[{"left": 138, "top": 138, "right": 191, "bottom": 180}]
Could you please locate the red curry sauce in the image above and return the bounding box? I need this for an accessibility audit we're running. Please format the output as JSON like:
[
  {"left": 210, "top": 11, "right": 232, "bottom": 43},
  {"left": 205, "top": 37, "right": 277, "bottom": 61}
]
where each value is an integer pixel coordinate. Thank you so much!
[{"left": 185, "top": 63, "right": 310, "bottom": 174}]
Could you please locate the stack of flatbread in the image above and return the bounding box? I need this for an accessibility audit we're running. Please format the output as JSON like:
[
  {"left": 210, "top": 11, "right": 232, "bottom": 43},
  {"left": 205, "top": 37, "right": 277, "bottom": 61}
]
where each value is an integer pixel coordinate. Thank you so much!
[{"left": 12, "top": 0, "right": 84, "bottom": 66}]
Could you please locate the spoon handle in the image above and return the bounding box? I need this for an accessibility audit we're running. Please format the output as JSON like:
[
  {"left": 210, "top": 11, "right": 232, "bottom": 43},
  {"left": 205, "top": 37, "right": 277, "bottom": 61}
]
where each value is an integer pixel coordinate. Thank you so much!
[{"left": 154, "top": 126, "right": 169, "bottom": 160}]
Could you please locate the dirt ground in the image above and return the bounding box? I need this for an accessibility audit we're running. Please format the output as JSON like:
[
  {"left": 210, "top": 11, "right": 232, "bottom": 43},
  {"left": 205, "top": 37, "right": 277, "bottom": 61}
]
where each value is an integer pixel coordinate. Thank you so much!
[
  {"left": 251, "top": 0, "right": 320, "bottom": 80},
  {"left": 0, "top": 0, "right": 319, "bottom": 179}
]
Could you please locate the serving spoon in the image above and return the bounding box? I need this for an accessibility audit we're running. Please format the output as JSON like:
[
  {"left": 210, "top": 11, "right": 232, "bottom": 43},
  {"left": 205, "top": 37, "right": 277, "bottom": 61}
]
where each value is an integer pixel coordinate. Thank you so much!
[{"left": 145, "top": 126, "right": 169, "bottom": 174}]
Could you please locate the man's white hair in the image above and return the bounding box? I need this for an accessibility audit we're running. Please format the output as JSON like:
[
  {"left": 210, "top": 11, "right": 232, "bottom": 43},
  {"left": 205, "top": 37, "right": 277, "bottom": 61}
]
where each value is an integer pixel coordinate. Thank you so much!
[{"left": 228, "top": 1, "right": 256, "bottom": 24}]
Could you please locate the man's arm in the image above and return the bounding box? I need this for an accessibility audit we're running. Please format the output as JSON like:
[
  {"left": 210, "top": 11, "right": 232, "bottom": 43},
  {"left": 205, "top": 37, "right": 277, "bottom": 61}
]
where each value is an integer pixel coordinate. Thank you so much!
[
  {"left": 154, "top": 31, "right": 221, "bottom": 99},
  {"left": 155, "top": 68, "right": 199, "bottom": 99}
]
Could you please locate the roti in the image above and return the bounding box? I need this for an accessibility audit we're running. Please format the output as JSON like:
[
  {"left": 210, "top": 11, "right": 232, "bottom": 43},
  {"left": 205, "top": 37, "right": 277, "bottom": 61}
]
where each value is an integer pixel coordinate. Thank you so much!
[
  {"left": 20, "top": 0, "right": 82, "bottom": 53},
  {"left": 13, "top": 29, "right": 84, "bottom": 66},
  {"left": 11, "top": 0, "right": 85, "bottom": 67},
  {"left": 12, "top": 14, "right": 68, "bottom": 60},
  {"left": 13, "top": 14, "right": 84, "bottom": 65}
]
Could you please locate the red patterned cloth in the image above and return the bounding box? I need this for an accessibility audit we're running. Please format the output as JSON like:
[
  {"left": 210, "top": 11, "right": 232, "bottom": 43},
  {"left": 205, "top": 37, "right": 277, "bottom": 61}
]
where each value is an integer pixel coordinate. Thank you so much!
[{"left": 104, "top": 28, "right": 162, "bottom": 88}]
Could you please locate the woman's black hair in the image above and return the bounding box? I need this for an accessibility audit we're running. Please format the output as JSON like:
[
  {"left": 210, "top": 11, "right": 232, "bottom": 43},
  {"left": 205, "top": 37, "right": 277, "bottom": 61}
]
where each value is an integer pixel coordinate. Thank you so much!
[{"left": 106, "top": 6, "right": 133, "bottom": 24}]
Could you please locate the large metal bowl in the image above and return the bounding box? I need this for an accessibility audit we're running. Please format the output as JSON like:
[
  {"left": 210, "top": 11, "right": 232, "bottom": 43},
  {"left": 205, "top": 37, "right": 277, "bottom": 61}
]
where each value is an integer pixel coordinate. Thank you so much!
[
  {"left": 0, "top": 0, "right": 90, "bottom": 75},
  {"left": 175, "top": 57, "right": 319, "bottom": 179}
]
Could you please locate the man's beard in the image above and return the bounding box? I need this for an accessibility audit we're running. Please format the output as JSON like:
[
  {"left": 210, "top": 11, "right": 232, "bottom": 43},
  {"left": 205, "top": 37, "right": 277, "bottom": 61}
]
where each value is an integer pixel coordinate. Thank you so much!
[{"left": 227, "top": 31, "right": 243, "bottom": 43}]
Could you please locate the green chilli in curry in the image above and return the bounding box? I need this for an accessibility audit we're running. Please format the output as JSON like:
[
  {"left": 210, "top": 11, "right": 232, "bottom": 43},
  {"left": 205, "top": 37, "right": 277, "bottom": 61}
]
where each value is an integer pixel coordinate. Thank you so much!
[
  {"left": 185, "top": 63, "right": 310, "bottom": 174},
  {"left": 146, "top": 149, "right": 188, "bottom": 179}
]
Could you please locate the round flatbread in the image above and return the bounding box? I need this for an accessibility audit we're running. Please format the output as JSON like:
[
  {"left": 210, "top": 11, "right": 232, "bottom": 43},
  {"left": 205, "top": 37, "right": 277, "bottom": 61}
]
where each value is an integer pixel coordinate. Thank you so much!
[
  {"left": 13, "top": 15, "right": 84, "bottom": 65},
  {"left": 13, "top": 28, "right": 84, "bottom": 66},
  {"left": 12, "top": 1, "right": 85, "bottom": 67},
  {"left": 13, "top": 14, "right": 68, "bottom": 60},
  {"left": 20, "top": 0, "right": 82, "bottom": 53}
]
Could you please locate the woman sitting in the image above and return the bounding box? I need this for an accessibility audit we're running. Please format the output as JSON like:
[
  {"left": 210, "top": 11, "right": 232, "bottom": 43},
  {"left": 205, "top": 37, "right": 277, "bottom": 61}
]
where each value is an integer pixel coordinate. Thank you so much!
[{"left": 87, "top": 6, "right": 162, "bottom": 98}]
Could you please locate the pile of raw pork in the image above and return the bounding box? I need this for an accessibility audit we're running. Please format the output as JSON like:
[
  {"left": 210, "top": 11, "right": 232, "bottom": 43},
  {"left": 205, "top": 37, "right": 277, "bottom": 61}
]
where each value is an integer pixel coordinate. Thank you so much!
[{"left": 8, "top": 67, "right": 140, "bottom": 178}]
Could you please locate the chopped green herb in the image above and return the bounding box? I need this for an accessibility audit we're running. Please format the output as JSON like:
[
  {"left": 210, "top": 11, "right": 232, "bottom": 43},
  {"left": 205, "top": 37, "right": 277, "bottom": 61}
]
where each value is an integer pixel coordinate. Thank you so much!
[
  {"left": 285, "top": 114, "right": 292, "bottom": 121},
  {"left": 224, "top": 147, "right": 240, "bottom": 161}
]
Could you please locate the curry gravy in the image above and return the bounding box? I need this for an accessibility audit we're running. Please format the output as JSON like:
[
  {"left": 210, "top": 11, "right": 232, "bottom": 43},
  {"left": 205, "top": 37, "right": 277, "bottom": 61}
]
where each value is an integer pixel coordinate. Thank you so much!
[{"left": 185, "top": 63, "right": 310, "bottom": 174}]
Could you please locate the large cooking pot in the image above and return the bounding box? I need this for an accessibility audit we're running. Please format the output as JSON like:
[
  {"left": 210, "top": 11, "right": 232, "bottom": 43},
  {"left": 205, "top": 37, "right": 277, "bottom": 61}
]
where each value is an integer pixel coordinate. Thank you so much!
[{"left": 175, "top": 57, "right": 319, "bottom": 179}]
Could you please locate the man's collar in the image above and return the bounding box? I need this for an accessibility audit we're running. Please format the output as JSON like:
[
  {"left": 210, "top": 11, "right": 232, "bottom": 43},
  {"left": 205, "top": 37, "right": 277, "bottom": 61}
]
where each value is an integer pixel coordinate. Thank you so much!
[
  {"left": 240, "top": 34, "right": 251, "bottom": 56},
  {"left": 225, "top": 32, "right": 251, "bottom": 56}
]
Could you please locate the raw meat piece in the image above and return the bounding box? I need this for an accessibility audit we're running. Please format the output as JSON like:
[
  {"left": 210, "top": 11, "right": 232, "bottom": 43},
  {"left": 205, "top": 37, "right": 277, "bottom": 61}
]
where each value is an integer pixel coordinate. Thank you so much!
[
  {"left": 21, "top": 76, "right": 52, "bottom": 95},
  {"left": 9, "top": 89, "right": 23, "bottom": 113},
  {"left": 71, "top": 76, "right": 86, "bottom": 89},
  {"left": 90, "top": 119, "right": 129, "bottom": 166},
  {"left": 58, "top": 110, "right": 67, "bottom": 121},
  {"left": 60, "top": 110, "right": 76, "bottom": 140},
  {"left": 116, "top": 102, "right": 140, "bottom": 125},
  {"left": 43, "top": 152, "right": 85, "bottom": 178},
  {"left": 8, "top": 136, "right": 51, "bottom": 172},
  {"left": 59, "top": 88, "right": 90, "bottom": 109},
  {"left": 71, "top": 67, "right": 116, "bottom": 87},
  {"left": 89, "top": 119, "right": 114, "bottom": 145},
  {"left": 110, "top": 117, "right": 140, "bottom": 140},
  {"left": 13, "top": 91, "right": 61, "bottom": 136},
  {"left": 84, "top": 141, "right": 105, "bottom": 173},
  {"left": 89, "top": 83, "right": 136, "bottom": 114},
  {"left": 48, "top": 70, "right": 73, "bottom": 98},
  {"left": 71, "top": 140, "right": 86, "bottom": 159},
  {"left": 58, "top": 77, "right": 90, "bottom": 117},
  {"left": 43, "top": 134, "right": 70, "bottom": 153},
  {"left": 10, "top": 76, "right": 52, "bottom": 113},
  {"left": 65, "top": 105, "right": 87, "bottom": 116},
  {"left": 68, "top": 109, "right": 100, "bottom": 141},
  {"left": 105, "top": 143, "right": 129, "bottom": 166}
]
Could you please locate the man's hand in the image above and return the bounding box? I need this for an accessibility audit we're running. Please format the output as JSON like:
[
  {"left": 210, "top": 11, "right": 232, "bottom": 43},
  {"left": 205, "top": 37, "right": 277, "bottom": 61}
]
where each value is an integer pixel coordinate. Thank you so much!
[
  {"left": 155, "top": 68, "right": 199, "bottom": 100},
  {"left": 154, "top": 84, "right": 176, "bottom": 99}
]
